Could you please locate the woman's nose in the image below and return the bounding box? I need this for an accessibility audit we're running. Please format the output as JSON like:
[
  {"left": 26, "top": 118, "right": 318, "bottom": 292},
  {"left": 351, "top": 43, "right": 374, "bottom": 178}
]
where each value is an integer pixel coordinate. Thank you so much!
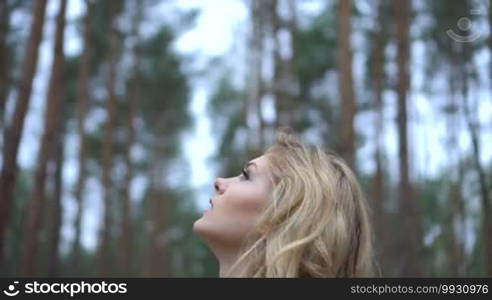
[{"left": 214, "top": 178, "right": 225, "bottom": 194}]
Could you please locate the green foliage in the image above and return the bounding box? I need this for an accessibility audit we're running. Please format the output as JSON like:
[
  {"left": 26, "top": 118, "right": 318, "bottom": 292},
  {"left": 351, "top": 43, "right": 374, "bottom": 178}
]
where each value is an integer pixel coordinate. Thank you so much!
[
  {"left": 139, "top": 25, "right": 192, "bottom": 138},
  {"left": 169, "top": 186, "right": 218, "bottom": 277},
  {"left": 2, "top": 169, "right": 32, "bottom": 276},
  {"left": 207, "top": 72, "right": 250, "bottom": 177},
  {"left": 419, "top": 0, "right": 483, "bottom": 92},
  {"left": 62, "top": 55, "right": 82, "bottom": 124},
  {"left": 295, "top": 6, "right": 337, "bottom": 100}
]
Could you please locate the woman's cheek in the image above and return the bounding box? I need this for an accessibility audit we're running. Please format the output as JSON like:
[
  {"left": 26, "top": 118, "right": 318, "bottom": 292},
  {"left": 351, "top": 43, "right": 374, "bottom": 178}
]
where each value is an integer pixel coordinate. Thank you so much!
[
  {"left": 228, "top": 191, "right": 258, "bottom": 211},
  {"left": 230, "top": 197, "right": 265, "bottom": 223}
]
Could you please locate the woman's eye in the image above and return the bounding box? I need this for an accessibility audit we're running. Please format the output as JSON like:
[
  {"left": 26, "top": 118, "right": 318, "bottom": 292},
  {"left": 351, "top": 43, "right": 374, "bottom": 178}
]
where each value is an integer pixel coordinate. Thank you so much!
[{"left": 241, "top": 169, "right": 250, "bottom": 180}]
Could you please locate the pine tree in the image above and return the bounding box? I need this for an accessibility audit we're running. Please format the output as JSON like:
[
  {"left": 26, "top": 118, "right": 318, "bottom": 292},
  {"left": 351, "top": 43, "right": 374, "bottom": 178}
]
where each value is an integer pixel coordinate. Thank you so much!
[
  {"left": 21, "top": 0, "right": 67, "bottom": 276},
  {"left": 0, "top": 0, "right": 48, "bottom": 269}
]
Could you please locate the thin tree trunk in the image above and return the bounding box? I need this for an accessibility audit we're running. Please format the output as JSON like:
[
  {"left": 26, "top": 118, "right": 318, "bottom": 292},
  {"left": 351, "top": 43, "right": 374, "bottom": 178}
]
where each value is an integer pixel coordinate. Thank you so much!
[
  {"left": 460, "top": 58, "right": 492, "bottom": 277},
  {"left": 448, "top": 173, "right": 465, "bottom": 276},
  {"left": 149, "top": 187, "right": 170, "bottom": 277},
  {"left": 271, "top": 0, "right": 281, "bottom": 128},
  {"left": 271, "top": 0, "right": 297, "bottom": 131},
  {"left": 286, "top": 0, "right": 299, "bottom": 128},
  {"left": 47, "top": 146, "right": 63, "bottom": 277},
  {"left": 21, "top": 0, "right": 67, "bottom": 276},
  {"left": 0, "top": 0, "right": 11, "bottom": 125},
  {"left": 0, "top": 0, "right": 47, "bottom": 269},
  {"left": 371, "top": 0, "right": 387, "bottom": 276},
  {"left": 47, "top": 97, "right": 66, "bottom": 277},
  {"left": 394, "top": 0, "right": 424, "bottom": 276},
  {"left": 486, "top": 0, "right": 492, "bottom": 276},
  {"left": 338, "top": 0, "right": 356, "bottom": 170},
  {"left": 119, "top": 0, "right": 142, "bottom": 276},
  {"left": 489, "top": 1, "right": 491, "bottom": 93},
  {"left": 147, "top": 141, "right": 170, "bottom": 277},
  {"left": 99, "top": 1, "right": 119, "bottom": 277},
  {"left": 72, "top": 0, "right": 93, "bottom": 276},
  {"left": 247, "top": 0, "right": 265, "bottom": 155},
  {"left": 446, "top": 64, "right": 466, "bottom": 276},
  {"left": 254, "top": 0, "right": 265, "bottom": 150},
  {"left": 271, "top": 0, "right": 288, "bottom": 128}
]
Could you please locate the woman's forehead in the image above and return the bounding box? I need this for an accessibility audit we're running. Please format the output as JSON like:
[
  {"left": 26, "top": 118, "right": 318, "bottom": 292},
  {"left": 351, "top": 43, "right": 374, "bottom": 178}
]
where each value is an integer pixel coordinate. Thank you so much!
[{"left": 248, "top": 155, "right": 271, "bottom": 172}]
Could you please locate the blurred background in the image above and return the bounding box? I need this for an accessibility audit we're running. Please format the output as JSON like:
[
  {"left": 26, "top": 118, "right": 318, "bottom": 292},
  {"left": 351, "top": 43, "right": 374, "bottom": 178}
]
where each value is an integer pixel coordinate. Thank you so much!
[{"left": 0, "top": 0, "right": 491, "bottom": 277}]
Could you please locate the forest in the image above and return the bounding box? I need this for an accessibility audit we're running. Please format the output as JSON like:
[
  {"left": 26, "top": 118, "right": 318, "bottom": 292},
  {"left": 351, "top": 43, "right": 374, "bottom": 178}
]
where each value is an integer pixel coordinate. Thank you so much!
[{"left": 0, "top": 0, "right": 491, "bottom": 277}]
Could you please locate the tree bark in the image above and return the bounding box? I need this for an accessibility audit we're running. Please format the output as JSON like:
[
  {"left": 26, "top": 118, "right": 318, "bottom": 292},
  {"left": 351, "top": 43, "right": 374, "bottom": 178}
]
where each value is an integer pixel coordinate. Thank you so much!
[
  {"left": 460, "top": 57, "right": 492, "bottom": 277},
  {"left": 149, "top": 187, "right": 170, "bottom": 277},
  {"left": 47, "top": 96, "right": 66, "bottom": 277},
  {"left": 271, "top": 0, "right": 288, "bottom": 129},
  {"left": 286, "top": 0, "right": 299, "bottom": 128},
  {"left": 338, "top": 0, "right": 356, "bottom": 170},
  {"left": 246, "top": 0, "right": 265, "bottom": 155},
  {"left": 99, "top": 1, "right": 119, "bottom": 277},
  {"left": 394, "top": 0, "right": 424, "bottom": 276},
  {"left": 371, "top": 0, "right": 388, "bottom": 276},
  {"left": 72, "top": 0, "right": 93, "bottom": 276},
  {"left": 0, "top": 0, "right": 11, "bottom": 125},
  {"left": 147, "top": 134, "right": 171, "bottom": 277},
  {"left": 489, "top": 1, "right": 491, "bottom": 94},
  {"left": 446, "top": 63, "right": 466, "bottom": 276},
  {"left": 271, "top": 0, "right": 297, "bottom": 131},
  {"left": 0, "top": 0, "right": 47, "bottom": 269},
  {"left": 119, "top": 0, "right": 142, "bottom": 276},
  {"left": 21, "top": 0, "right": 67, "bottom": 276}
]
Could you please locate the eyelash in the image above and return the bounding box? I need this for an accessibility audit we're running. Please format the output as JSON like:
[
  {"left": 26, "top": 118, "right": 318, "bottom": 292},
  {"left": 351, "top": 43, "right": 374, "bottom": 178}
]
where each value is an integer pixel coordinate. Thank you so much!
[{"left": 241, "top": 168, "right": 250, "bottom": 180}]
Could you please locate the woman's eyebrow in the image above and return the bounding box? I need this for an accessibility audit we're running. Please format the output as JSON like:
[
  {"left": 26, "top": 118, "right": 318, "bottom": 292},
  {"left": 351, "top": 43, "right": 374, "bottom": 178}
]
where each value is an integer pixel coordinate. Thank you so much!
[{"left": 245, "top": 162, "right": 258, "bottom": 170}]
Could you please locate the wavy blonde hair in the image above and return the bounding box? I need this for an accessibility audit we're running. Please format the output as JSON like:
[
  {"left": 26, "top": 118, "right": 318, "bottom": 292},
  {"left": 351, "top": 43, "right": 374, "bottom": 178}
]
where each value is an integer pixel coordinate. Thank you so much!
[{"left": 225, "top": 129, "right": 375, "bottom": 277}]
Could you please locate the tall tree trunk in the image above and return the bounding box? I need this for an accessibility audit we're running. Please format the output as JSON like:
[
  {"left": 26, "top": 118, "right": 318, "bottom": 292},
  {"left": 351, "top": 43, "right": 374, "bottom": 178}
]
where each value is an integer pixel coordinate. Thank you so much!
[
  {"left": 99, "top": 1, "right": 119, "bottom": 276},
  {"left": 371, "top": 0, "right": 388, "bottom": 276},
  {"left": 22, "top": 0, "right": 67, "bottom": 276},
  {"left": 489, "top": 1, "right": 491, "bottom": 93},
  {"left": 448, "top": 169, "right": 465, "bottom": 276},
  {"left": 0, "top": 0, "right": 47, "bottom": 269},
  {"left": 147, "top": 142, "right": 171, "bottom": 277},
  {"left": 338, "top": 0, "right": 356, "bottom": 170},
  {"left": 460, "top": 56, "right": 492, "bottom": 277},
  {"left": 0, "top": 0, "right": 11, "bottom": 125},
  {"left": 149, "top": 187, "right": 170, "bottom": 277},
  {"left": 119, "top": 0, "right": 142, "bottom": 276},
  {"left": 47, "top": 97, "right": 66, "bottom": 277},
  {"left": 21, "top": 0, "right": 67, "bottom": 276},
  {"left": 271, "top": 0, "right": 288, "bottom": 129},
  {"left": 255, "top": 0, "right": 264, "bottom": 146},
  {"left": 271, "top": 0, "right": 282, "bottom": 128},
  {"left": 72, "top": 0, "right": 93, "bottom": 276},
  {"left": 271, "top": 0, "right": 297, "bottom": 131},
  {"left": 246, "top": 0, "right": 265, "bottom": 156},
  {"left": 446, "top": 63, "right": 465, "bottom": 276},
  {"left": 286, "top": 0, "right": 299, "bottom": 128},
  {"left": 394, "top": 0, "right": 424, "bottom": 276}
]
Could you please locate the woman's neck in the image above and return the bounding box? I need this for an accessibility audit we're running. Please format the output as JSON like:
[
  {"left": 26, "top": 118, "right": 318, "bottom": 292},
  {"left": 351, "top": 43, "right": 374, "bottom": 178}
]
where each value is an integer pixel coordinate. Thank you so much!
[{"left": 213, "top": 247, "right": 239, "bottom": 277}]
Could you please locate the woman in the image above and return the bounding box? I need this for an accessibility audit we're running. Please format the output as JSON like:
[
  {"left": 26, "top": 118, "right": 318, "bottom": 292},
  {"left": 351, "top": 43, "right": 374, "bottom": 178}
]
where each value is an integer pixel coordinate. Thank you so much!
[{"left": 193, "top": 129, "right": 376, "bottom": 277}]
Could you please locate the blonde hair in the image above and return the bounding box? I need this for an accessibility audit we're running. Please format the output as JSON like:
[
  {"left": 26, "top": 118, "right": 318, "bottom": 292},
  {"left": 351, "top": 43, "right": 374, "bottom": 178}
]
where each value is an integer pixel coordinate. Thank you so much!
[{"left": 226, "top": 129, "right": 375, "bottom": 277}]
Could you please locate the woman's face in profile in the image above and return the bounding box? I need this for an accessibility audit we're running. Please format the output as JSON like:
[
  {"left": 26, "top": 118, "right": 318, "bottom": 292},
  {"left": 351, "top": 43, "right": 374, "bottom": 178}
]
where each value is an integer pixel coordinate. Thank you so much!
[{"left": 193, "top": 155, "right": 272, "bottom": 248}]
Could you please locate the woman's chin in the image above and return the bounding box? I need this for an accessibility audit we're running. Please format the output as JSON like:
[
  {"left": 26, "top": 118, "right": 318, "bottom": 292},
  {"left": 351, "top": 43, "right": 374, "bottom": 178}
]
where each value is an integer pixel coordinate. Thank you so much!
[{"left": 192, "top": 217, "right": 208, "bottom": 235}]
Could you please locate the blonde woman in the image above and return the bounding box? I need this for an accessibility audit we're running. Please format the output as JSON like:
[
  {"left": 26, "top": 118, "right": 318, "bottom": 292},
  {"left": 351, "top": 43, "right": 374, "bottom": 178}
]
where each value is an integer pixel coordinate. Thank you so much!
[{"left": 193, "top": 129, "right": 376, "bottom": 277}]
